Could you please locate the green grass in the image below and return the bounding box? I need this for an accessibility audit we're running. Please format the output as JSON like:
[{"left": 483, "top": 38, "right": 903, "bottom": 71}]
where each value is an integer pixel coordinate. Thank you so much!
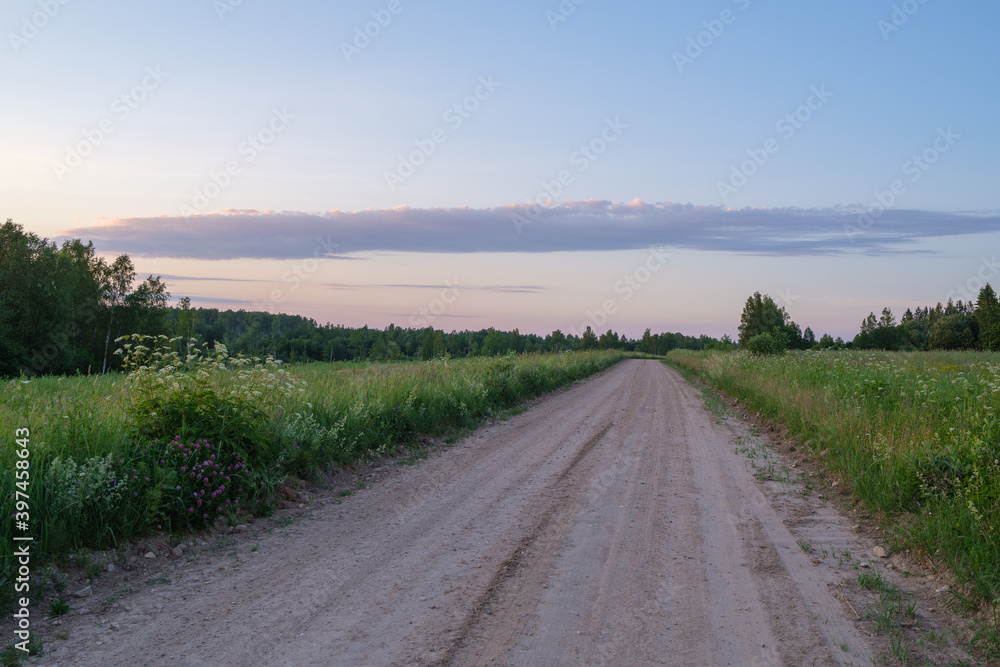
[
  {"left": 0, "top": 349, "right": 627, "bottom": 612},
  {"left": 668, "top": 349, "right": 1000, "bottom": 658}
]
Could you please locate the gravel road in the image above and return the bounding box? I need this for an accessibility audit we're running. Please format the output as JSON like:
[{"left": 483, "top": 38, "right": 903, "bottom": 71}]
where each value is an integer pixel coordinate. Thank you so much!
[{"left": 42, "top": 360, "right": 974, "bottom": 666}]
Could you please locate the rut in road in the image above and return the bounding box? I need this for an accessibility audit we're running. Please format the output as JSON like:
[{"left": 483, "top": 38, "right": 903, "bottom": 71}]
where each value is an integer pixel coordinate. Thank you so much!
[{"left": 49, "top": 360, "right": 875, "bottom": 666}]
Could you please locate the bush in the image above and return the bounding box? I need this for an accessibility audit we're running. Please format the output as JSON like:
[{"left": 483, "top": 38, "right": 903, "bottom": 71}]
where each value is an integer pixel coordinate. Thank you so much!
[
  {"left": 116, "top": 335, "right": 303, "bottom": 466},
  {"left": 274, "top": 412, "right": 348, "bottom": 478},
  {"left": 483, "top": 356, "right": 521, "bottom": 407},
  {"left": 130, "top": 437, "right": 248, "bottom": 529},
  {"left": 41, "top": 454, "right": 133, "bottom": 550},
  {"left": 746, "top": 331, "right": 787, "bottom": 356}
]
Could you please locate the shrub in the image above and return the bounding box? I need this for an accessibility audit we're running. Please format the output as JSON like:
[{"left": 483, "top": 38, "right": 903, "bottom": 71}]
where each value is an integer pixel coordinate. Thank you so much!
[
  {"left": 483, "top": 356, "right": 521, "bottom": 407},
  {"left": 116, "top": 335, "right": 304, "bottom": 466},
  {"left": 274, "top": 412, "right": 348, "bottom": 478},
  {"left": 746, "top": 331, "right": 787, "bottom": 356},
  {"left": 130, "top": 437, "right": 248, "bottom": 529},
  {"left": 41, "top": 454, "right": 132, "bottom": 550}
]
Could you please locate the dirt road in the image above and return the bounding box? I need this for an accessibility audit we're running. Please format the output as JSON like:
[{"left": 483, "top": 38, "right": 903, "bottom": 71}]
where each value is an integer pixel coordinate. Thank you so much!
[{"left": 41, "top": 360, "right": 970, "bottom": 665}]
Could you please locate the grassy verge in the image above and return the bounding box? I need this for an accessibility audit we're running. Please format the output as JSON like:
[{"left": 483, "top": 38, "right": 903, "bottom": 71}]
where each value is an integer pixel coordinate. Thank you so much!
[
  {"left": 0, "top": 347, "right": 626, "bottom": 614},
  {"left": 667, "top": 349, "right": 1000, "bottom": 660}
]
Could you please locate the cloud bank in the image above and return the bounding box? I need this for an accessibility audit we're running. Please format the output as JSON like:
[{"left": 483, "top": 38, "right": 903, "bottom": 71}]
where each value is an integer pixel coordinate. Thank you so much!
[{"left": 62, "top": 201, "right": 1000, "bottom": 260}]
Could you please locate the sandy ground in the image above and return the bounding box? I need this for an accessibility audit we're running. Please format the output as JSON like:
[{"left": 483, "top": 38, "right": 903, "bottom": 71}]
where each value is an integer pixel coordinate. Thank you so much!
[{"left": 27, "top": 360, "right": 978, "bottom": 666}]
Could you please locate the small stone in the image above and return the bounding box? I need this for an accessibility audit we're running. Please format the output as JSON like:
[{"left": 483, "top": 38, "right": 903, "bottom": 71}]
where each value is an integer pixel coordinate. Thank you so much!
[
  {"left": 819, "top": 449, "right": 829, "bottom": 459},
  {"left": 73, "top": 585, "right": 93, "bottom": 598},
  {"left": 852, "top": 524, "right": 861, "bottom": 531},
  {"left": 105, "top": 563, "right": 116, "bottom": 573},
  {"left": 171, "top": 547, "right": 183, "bottom": 558},
  {"left": 859, "top": 561, "right": 871, "bottom": 569},
  {"left": 873, "top": 546, "right": 888, "bottom": 559},
  {"left": 936, "top": 586, "right": 950, "bottom": 593},
  {"left": 233, "top": 525, "right": 248, "bottom": 533},
  {"left": 110, "top": 622, "right": 121, "bottom": 630},
  {"left": 144, "top": 551, "right": 156, "bottom": 559}
]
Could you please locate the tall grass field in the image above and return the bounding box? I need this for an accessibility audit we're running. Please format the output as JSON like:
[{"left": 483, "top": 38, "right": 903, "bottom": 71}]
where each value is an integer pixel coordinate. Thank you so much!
[
  {"left": 669, "top": 349, "right": 1000, "bottom": 656},
  {"left": 0, "top": 340, "right": 626, "bottom": 610}
]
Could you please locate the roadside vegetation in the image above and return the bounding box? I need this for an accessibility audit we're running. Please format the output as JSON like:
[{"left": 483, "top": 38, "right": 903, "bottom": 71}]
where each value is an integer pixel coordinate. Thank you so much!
[
  {"left": 0, "top": 341, "right": 626, "bottom": 613},
  {"left": 668, "top": 347, "right": 1000, "bottom": 659}
]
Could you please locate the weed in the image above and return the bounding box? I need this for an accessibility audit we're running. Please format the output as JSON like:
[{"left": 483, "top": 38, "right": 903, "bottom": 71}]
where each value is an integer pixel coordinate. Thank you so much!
[
  {"left": 797, "top": 539, "right": 812, "bottom": 553},
  {"left": 922, "top": 629, "right": 946, "bottom": 647},
  {"left": 48, "top": 600, "right": 70, "bottom": 617},
  {"left": 858, "top": 569, "right": 884, "bottom": 590},
  {"left": 890, "top": 628, "right": 911, "bottom": 663}
]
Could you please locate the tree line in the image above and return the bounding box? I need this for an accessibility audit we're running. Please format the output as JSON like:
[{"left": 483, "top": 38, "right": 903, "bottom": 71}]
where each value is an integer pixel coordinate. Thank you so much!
[
  {"left": 737, "top": 287, "right": 1000, "bottom": 354},
  {"left": 0, "top": 221, "right": 725, "bottom": 377},
  {"left": 166, "top": 300, "right": 725, "bottom": 364},
  {"left": 0, "top": 220, "right": 168, "bottom": 377},
  {"left": 853, "top": 286, "right": 1000, "bottom": 351}
]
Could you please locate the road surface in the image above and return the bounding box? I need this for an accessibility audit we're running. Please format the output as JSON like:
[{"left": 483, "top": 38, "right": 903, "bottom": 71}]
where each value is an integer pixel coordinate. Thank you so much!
[{"left": 44, "top": 360, "right": 968, "bottom": 666}]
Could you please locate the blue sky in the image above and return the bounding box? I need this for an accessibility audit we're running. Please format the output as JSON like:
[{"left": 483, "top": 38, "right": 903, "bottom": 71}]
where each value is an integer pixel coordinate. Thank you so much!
[{"left": 3, "top": 0, "right": 999, "bottom": 339}]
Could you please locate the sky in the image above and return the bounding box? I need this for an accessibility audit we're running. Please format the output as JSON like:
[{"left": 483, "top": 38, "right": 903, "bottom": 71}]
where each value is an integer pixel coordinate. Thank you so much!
[{"left": 3, "top": 0, "right": 999, "bottom": 340}]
